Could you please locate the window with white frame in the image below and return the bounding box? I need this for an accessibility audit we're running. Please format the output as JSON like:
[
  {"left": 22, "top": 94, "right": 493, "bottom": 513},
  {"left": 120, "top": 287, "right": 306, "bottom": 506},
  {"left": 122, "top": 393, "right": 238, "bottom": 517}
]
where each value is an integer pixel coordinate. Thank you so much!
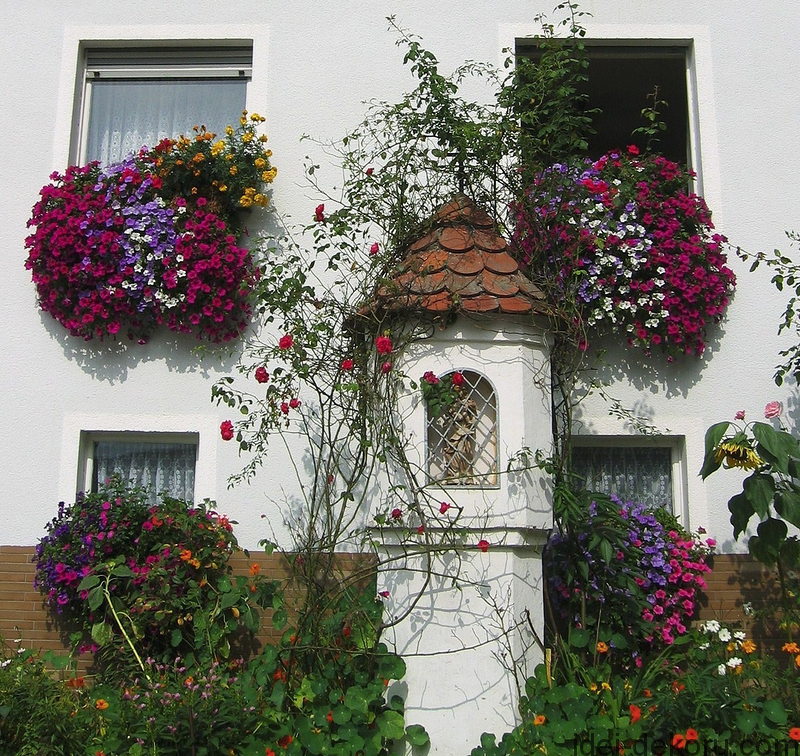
[
  {"left": 79, "top": 431, "right": 198, "bottom": 505},
  {"left": 516, "top": 42, "right": 690, "bottom": 164},
  {"left": 427, "top": 370, "right": 498, "bottom": 487},
  {"left": 76, "top": 45, "right": 252, "bottom": 164},
  {"left": 570, "top": 437, "right": 685, "bottom": 513}
]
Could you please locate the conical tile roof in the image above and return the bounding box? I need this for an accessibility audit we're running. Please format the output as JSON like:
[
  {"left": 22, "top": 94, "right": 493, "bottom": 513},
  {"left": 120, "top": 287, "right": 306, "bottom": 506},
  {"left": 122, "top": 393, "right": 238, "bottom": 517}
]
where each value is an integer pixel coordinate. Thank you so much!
[{"left": 366, "top": 194, "right": 550, "bottom": 317}]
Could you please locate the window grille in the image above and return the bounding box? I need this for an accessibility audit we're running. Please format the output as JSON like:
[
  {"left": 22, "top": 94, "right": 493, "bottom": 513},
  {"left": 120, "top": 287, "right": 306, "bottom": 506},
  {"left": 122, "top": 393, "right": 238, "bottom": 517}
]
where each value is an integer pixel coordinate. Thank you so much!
[{"left": 427, "top": 370, "right": 498, "bottom": 487}]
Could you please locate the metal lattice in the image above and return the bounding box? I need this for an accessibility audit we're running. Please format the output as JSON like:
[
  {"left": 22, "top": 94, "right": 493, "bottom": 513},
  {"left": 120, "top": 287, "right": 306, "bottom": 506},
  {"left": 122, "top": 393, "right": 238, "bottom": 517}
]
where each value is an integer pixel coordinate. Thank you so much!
[{"left": 427, "top": 370, "right": 497, "bottom": 486}]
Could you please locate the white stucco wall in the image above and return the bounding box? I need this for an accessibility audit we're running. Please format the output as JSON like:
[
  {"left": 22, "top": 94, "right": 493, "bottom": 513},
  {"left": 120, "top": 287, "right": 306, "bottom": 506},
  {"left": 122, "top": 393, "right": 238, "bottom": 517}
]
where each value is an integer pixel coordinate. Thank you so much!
[{"left": 1, "top": 0, "right": 798, "bottom": 631}]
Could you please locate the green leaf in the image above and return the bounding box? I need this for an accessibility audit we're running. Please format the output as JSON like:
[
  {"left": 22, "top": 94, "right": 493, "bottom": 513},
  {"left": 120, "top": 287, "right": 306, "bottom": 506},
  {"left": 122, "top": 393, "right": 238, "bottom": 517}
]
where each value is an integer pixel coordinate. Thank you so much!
[
  {"left": 110, "top": 564, "right": 133, "bottom": 578},
  {"left": 88, "top": 585, "right": 105, "bottom": 612},
  {"left": 344, "top": 685, "right": 371, "bottom": 714},
  {"left": 776, "top": 490, "right": 800, "bottom": 529},
  {"left": 700, "top": 422, "right": 730, "bottom": 478},
  {"left": 569, "top": 628, "right": 590, "bottom": 649},
  {"left": 743, "top": 473, "right": 775, "bottom": 518},
  {"left": 377, "top": 710, "right": 406, "bottom": 740},
  {"left": 171, "top": 628, "right": 182, "bottom": 648},
  {"left": 405, "top": 724, "right": 430, "bottom": 747},
  {"left": 753, "top": 422, "right": 800, "bottom": 473},
  {"left": 729, "top": 492, "right": 755, "bottom": 539},
  {"left": 763, "top": 698, "right": 787, "bottom": 725},
  {"left": 91, "top": 621, "right": 113, "bottom": 647},
  {"left": 272, "top": 607, "right": 287, "bottom": 630},
  {"left": 77, "top": 574, "right": 100, "bottom": 592}
]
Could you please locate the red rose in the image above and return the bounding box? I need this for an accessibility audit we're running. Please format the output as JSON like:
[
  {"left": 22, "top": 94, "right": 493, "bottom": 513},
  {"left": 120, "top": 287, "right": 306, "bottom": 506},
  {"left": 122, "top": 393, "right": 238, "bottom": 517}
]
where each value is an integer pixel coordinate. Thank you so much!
[
  {"left": 451, "top": 371, "right": 465, "bottom": 387},
  {"left": 366, "top": 168, "right": 374, "bottom": 176},
  {"left": 477, "top": 539, "right": 489, "bottom": 553},
  {"left": 369, "top": 243, "right": 379, "bottom": 256},
  {"left": 289, "top": 398, "right": 301, "bottom": 409},
  {"left": 627, "top": 144, "right": 640, "bottom": 155},
  {"left": 279, "top": 334, "right": 293, "bottom": 350},
  {"left": 422, "top": 371, "right": 439, "bottom": 385},
  {"left": 439, "top": 502, "right": 451, "bottom": 514},
  {"left": 381, "top": 361, "right": 392, "bottom": 374},
  {"left": 280, "top": 402, "right": 289, "bottom": 415},
  {"left": 378, "top": 590, "right": 390, "bottom": 598},
  {"left": 391, "top": 508, "right": 402, "bottom": 519},
  {"left": 314, "top": 204, "right": 325, "bottom": 222},
  {"left": 220, "top": 420, "right": 234, "bottom": 441},
  {"left": 341, "top": 358, "right": 354, "bottom": 370},
  {"left": 255, "top": 366, "right": 269, "bottom": 383},
  {"left": 375, "top": 335, "right": 392, "bottom": 354}
]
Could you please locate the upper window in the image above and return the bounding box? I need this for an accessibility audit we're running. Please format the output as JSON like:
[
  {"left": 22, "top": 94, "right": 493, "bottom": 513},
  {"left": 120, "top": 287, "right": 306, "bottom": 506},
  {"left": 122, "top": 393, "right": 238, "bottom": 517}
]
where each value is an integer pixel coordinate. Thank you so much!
[
  {"left": 516, "top": 42, "right": 690, "bottom": 164},
  {"left": 77, "top": 45, "right": 252, "bottom": 164},
  {"left": 427, "top": 370, "right": 498, "bottom": 487},
  {"left": 570, "top": 438, "right": 685, "bottom": 513},
  {"left": 79, "top": 431, "right": 198, "bottom": 505}
]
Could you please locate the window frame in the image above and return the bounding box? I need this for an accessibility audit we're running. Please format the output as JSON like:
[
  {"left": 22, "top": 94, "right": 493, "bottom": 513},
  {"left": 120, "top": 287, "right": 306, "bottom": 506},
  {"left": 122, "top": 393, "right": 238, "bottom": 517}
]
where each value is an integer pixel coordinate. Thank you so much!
[
  {"left": 74, "top": 43, "right": 253, "bottom": 165},
  {"left": 77, "top": 430, "right": 199, "bottom": 502},
  {"left": 498, "top": 22, "right": 721, "bottom": 206},
  {"left": 425, "top": 369, "right": 501, "bottom": 489},
  {"left": 52, "top": 24, "right": 269, "bottom": 172},
  {"left": 570, "top": 435, "right": 688, "bottom": 520}
]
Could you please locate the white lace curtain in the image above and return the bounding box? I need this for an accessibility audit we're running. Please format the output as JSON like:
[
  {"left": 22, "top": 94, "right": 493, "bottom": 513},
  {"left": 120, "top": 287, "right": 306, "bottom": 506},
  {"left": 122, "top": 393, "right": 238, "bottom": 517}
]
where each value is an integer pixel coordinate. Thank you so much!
[
  {"left": 93, "top": 441, "right": 196, "bottom": 505},
  {"left": 571, "top": 445, "right": 673, "bottom": 511},
  {"left": 85, "top": 79, "right": 247, "bottom": 164}
]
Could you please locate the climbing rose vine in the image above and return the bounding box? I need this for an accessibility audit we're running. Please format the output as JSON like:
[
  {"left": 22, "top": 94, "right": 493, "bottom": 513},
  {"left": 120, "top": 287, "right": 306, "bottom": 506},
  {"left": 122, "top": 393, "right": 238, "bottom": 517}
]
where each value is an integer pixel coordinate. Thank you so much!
[{"left": 513, "top": 148, "right": 736, "bottom": 357}]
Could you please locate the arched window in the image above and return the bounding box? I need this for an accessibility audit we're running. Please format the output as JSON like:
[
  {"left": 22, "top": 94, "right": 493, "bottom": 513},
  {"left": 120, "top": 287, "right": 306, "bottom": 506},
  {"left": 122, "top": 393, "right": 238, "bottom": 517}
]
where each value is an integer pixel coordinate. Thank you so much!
[{"left": 426, "top": 370, "right": 498, "bottom": 487}]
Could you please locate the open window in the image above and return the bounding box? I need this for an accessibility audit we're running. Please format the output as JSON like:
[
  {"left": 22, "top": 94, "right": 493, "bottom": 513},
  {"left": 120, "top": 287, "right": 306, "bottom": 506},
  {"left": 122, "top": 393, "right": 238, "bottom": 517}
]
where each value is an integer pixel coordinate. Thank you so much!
[
  {"left": 78, "top": 431, "right": 198, "bottom": 505},
  {"left": 427, "top": 370, "right": 498, "bottom": 487},
  {"left": 76, "top": 45, "right": 252, "bottom": 164},
  {"left": 516, "top": 41, "right": 690, "bottom": 165}
]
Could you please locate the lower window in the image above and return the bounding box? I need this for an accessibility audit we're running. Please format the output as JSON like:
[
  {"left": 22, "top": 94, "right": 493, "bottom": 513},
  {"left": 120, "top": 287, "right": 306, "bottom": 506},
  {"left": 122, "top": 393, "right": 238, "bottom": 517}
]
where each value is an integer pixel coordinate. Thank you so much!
[
  {"left": 79, "top": 431, "right": 198, "bottom": 505},
  {"left": 571, "top": 439, "right": 683, "bottom": 513}
]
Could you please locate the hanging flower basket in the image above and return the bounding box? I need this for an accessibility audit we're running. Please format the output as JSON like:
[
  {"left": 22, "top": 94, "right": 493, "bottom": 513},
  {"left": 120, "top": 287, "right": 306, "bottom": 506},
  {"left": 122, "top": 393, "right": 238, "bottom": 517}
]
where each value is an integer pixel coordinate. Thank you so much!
[
  {"left": 512, "top": 147, "right": 736, "bottom": 358},
  {"left": 25, "top": 113, "right": 276, "bottom": 344}
]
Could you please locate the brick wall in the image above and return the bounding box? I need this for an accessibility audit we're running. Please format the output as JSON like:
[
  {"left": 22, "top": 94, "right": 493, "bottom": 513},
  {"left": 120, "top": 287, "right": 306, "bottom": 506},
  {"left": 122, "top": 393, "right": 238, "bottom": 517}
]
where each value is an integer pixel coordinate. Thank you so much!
[
  {"left": 0, "top": 545, "right": 371, "bottom": 666},
  {"left": 0, "top": 547, "right": 785, "bottom": 661}
]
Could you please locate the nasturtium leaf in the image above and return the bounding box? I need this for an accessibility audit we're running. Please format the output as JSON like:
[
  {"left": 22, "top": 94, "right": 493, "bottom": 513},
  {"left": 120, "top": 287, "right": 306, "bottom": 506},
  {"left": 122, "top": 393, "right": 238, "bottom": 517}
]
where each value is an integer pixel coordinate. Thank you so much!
[
  {"left": 763, "top": 698, "right": 787, "bottom": 725},
  {"left": 377, "top": 710, "right": 406, "bottom": 740},
  {"left": 405, "top": 724, "right": 430, "bottom": 747},
  {"left": 171, "top": 628, "right": 182, "bottom": 648}
]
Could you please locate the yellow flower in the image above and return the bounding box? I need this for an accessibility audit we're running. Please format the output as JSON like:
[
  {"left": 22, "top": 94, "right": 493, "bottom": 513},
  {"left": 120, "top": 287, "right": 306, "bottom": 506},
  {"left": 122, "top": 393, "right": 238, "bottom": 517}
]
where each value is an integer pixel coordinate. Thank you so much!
[
  {"left": 264, "top": 149, "right": 273, "bottom": 157},
  {"left": 192, "top": 153, "right": 205, "bottom": 163},
  {"left": 95, "top": 699, "right": 109, "bottom": 710},
  {"left": 225, "top": 125, "right": 234, "bottom": 136},
  {"left": 180, "top": 549, "right": 192, "bottom": 562},
  {"left": 240, "top": 116, "right": 247, "bottom": 126},
  {"left": 589, "top": 683, "right": 598, "bottom": 692},
  {"left": 259, "top": 135, "right": 269, "bottom": 142},
  {"left": 219, "top": 184, "right": 227, "bottom": 193},
  {"left": 229, "top": 166, "right": 238, "bottom": 176},
  {"left": 262, "top": 168, "right": 277, "bottom": 182},
  {"left": 741, "top": 640, "right": 757, "bottom": 654},
  {"left": 250, "top": 112, "right": 265, "bottom": 122},
  {"left": 239, "top": 196, "right": 253, "bottom": 208},
  {"left": 254, "top": 194, "right": 268, "bottom": 207},
  {"left": 211, "top": 141, "right": 226, "bottom": 156},
  {"left": 255, "top": 158, "right": 266, "bottom": 169},
  {"left": 242, "top": 132, "right": 254, "bottom": 144},
  {"left": 601, "top": 682, "right": 611, "bottom": 691},
  {"left": 714, "top": 440, "right": 763, "bottom": 470}
]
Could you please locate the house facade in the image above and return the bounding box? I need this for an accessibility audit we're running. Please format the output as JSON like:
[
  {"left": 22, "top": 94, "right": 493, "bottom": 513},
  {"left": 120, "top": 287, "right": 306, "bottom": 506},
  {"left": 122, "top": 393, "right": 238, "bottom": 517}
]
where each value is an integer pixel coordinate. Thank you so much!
[{"left": 1, "top": 0, "right": 799, "bottom": 749}]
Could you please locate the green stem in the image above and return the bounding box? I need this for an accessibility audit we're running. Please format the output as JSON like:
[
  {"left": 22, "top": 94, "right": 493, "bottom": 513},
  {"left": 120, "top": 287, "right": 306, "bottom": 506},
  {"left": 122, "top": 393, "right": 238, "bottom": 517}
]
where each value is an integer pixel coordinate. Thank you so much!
[{"left": 102, "top": 573, "right": 148, "bottom": 678}]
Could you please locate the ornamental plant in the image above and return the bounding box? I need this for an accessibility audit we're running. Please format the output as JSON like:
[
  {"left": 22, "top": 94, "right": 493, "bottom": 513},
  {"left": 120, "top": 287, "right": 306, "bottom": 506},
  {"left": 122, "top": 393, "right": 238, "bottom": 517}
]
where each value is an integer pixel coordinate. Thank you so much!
[
  {"left": 546, "top": 492, "right": 714, "bottom": 665},
  {"left": 512, "top": 147, "right": 736, "bottom": 357},
  {"left": 25, "top": 112, "right": 274, "bottom": 343},
  {"left": 34, "top": 476, "right": 278, "bottom": 671}
]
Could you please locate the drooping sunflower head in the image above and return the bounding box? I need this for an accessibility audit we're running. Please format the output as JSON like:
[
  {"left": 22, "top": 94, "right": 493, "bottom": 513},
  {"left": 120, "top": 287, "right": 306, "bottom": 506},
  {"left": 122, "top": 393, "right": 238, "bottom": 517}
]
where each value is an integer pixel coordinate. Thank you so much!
[{"left": 714, "top": 438, "right": 764, "bottom": 470}]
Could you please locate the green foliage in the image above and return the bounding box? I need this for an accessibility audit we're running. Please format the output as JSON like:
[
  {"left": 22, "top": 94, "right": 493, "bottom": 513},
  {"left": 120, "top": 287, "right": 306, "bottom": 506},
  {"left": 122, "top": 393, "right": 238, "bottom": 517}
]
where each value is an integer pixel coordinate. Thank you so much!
[{"left": 34, "top": 477, "right": 279, "bottom": 676}]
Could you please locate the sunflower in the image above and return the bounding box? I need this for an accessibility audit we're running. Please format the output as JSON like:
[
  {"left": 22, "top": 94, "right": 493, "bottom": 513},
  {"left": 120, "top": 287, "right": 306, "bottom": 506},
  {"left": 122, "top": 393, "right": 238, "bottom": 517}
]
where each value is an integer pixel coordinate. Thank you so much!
[{"left": 714, "top": 439, "right": 763, "bottom": 470}]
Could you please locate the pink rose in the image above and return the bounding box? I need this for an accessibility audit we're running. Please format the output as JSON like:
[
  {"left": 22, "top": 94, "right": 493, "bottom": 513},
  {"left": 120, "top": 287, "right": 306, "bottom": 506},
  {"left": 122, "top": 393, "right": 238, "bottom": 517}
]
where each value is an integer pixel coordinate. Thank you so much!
[
  {"left": 369, "top": 243, "right": 379, "bottom": 256},
  {"left": 734, "top": 410, "right": 745, "bottom": 420},
  {"left": 314, "top": 204, "right": 325, "bottom": 222},
  {"left": 765, "top": 401, "right": 782, "bottom": 419}
]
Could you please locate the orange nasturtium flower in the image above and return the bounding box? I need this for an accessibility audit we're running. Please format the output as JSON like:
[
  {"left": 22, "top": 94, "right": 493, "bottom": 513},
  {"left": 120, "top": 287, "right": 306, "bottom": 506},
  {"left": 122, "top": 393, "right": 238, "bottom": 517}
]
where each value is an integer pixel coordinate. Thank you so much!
[
  {"left": 533, "top": 715, "right": 546, "bottom": 726},
  {"left": 249, "top": 563, "right": 261, "bottom": 576},
  {"left": 629, "top": 704, "right": 641, "bottom": 724},
  {"left": 596, "top": 641, "right": 609, "bottom": 653},
  {"left": 685, "top": 729, "right": 699, "bottom": 742},
  {"left": 789, "top": 728, "right": 800, "bottom": 742},
  {"left": 672, "top": 733, "right": 686, "bottom": 749},
  {"left": 95, "top": 698, "right": 109, "bottom": 711}
]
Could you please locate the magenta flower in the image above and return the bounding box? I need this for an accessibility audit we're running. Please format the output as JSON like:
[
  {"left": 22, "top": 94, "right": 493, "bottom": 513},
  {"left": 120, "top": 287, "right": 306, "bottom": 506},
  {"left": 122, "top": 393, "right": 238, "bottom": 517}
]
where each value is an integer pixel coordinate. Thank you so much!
[{"left": 220, "top": 420, "right": 234, "bottom": 441}]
